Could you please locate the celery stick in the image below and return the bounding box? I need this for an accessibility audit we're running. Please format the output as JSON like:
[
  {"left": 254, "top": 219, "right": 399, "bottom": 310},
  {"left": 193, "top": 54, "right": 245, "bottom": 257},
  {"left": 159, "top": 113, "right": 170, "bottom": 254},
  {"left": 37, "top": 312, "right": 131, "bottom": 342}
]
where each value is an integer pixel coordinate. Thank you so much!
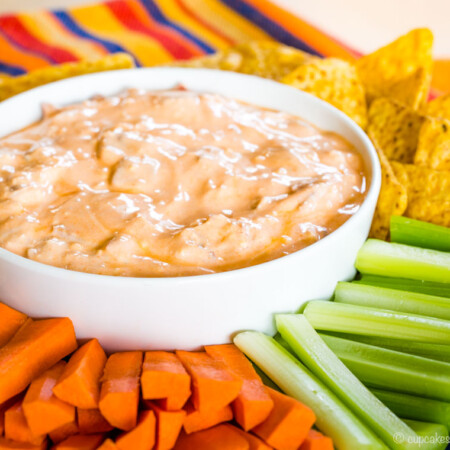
[
  {"left": 355, "top": 239, "right": 450, "bottom": 284},
  {"left": 356, "top": 275, "right": 450, "bottom": 299},
  {"left": 303, "top": 300, "right": 450, "bottom": 344},
  {"left": 335, "top": 282, "right": 450, "bottom": 320},
  {"left": 390, "top": 216, "right": 450, "bottom": 252},
  {"left": 273, "top": 332, "right": 294, "bottom": 354},
  {"left": 403, "top": 420, "right": 449, "bottom": 450},
  {"left": 322, "top": 333, "right": 450, "bottom": 363},
  {"left": 370, "top": 389, "right": 450, "bottom": 430},
  {"left": 320, "top": 334, "right": 450, "bottom": 401},
  {"left": 276, "top": 314, "right": 417, "bottom": 449},
  {"left": 233, "top": 331, "right": 387, "bottom": 450}
]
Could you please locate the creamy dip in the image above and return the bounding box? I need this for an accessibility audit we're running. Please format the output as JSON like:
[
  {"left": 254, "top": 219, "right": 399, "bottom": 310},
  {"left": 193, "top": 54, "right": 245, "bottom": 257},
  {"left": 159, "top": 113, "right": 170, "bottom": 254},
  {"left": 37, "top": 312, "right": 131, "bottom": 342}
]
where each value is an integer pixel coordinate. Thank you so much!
[{"left": 0, "top": 89, "right": 366, "bottom": 277}]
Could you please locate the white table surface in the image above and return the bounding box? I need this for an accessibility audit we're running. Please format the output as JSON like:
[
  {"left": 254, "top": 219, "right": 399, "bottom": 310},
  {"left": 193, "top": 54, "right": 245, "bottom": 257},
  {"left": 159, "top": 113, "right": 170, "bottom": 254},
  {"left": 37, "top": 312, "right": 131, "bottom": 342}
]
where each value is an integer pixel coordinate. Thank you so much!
[{"left": 0, "top": 0, "right": 449, "bottom": 57}]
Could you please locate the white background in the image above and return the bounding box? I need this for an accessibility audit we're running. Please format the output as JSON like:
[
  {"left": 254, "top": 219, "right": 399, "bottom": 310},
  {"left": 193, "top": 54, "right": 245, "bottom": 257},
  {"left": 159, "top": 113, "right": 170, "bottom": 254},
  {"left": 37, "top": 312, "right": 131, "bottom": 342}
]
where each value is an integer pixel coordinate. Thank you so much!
[{"left": 0, "top": 0, "right": 449, "bottom": 56}]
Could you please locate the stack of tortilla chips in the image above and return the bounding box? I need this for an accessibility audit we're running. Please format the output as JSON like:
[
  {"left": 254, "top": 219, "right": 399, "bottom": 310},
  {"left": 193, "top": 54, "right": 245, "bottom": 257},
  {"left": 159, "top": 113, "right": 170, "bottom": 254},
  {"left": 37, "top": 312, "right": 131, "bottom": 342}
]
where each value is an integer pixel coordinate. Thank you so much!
[
  {"left": 358, "top": 30, "right": 449, "bottom": 238},
  {"left": 1, "top": 30, "right": 448, "bottom": 239},
  {"left": 175, "top": 31, "right": 449, "bottom": 239}
]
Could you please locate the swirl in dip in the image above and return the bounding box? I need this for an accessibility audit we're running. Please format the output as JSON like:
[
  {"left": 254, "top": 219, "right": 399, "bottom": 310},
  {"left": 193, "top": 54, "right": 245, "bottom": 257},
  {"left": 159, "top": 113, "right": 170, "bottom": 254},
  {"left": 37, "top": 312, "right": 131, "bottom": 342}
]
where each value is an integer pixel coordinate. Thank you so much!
[{"left": 0, "top": 89, "right": 366, "bottom": 277}]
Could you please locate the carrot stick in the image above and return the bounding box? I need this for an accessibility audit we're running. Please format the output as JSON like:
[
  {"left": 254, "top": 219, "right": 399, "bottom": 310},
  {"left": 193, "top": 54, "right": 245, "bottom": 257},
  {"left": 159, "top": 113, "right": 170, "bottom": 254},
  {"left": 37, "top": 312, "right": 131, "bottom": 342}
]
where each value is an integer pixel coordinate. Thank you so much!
[
  {"left": 52, "top": 433, "right": 105, "bottom": 450},
  {"left": 96, "top": 439, "right": 118, "bottom": 450},
  {"left": 0, "top": 318, "right": 77, "bottom": 404},
  {"left": 0, "top": 437, "right": 47, "bottom": 449},
  {"left": 205, "top": 344, "right": 274, "bottom": 430},
  {"left": 148, "top": 403, "right": 186, "bottom": 450},
  {"left": 4, "top": 401, "right": 45, "bottom": 446},
  {"left": 53, "top": 339, "right": 106, "bottom": 409},
  {"left": 174, "top": 424, "right": 250, "bottom": 450},
  {"left": 0, "top": 304, "right": 27, "bottom": 348},
  {"left": 299, "top": 429, "right": 334, "bottom": 450},
  {"left": 116, "top": 410, "right": 156, "bottom": 450},
  {"left": 49, "top": 419, "right": 79, "bottom": 445},
  {"left": 77, "top": 408, "right": 113, "bottom": 434},
  {"left": 141, "top": 352, "right": 191, "bottom": 410},
  {"left": 175, "top": 351, "right": 242, "bottom": 412},
  {"left": 0, "top": 397, "right": 20, "bottom": 436},
  {"left": 183, "top": 402, "right": 233, "bottom": 434},
  {"left": 221, "top": 424, "right": 271, "bottom": 450},
  {"left": 22, "top": 361, "right": 75, "bottom": 436},
  {"left": 98, "top": 352, "right": 142, "bottom": 431},
  {"left": 252, "top": 388, "right": 316, "bottom": 450}
]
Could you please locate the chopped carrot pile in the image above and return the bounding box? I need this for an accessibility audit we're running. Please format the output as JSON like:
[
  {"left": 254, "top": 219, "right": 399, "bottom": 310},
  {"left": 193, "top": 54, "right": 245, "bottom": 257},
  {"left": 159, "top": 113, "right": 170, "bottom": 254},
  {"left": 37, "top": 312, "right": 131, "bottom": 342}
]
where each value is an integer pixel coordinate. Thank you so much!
[
  {"left": 174, "top": 424, "right": 249, "bottom": 450},
  {"left": 53, "top": 339, "right": 106, "bottom": 409},
  {"left": 252, "top": 388, "right": 316, "bottom": 450},
  {"left": 183, "top": 402, "right": 232, "bottom": 434},
  {"left": 98, "top": 352, "right": 142, "bottom": 431},
  {"left": 0, "top": 304, "right": 27, "bottom": 348},
  {"left": 4, "top": 401, "right": 45, "bottom": 446},
  {"left": 52, "top": 433, "right": 104, "bottom": 450},
  {"left": 115, "top": 410, "right": 155, "bottom": 450},
  {"left": 48, "top": 420, "right": 78, "bottom": 444},
  {"left": 222, "top": 424, "right": 271, "bottom": 450},
  {"left": 48, "top": 420, "right": 79, "bottom": 444},
  {"left": 175, "top": 351, "right": 242, "bottom": 412},
  {"left": 22, "top": 361, "right": 75, "bottom": 436},
  {"left": 77, "top": 408, "right": 113, "bottom": 434},
  {"left": 0, "top": 398, "right": 20, "bottom": 437},
  {"left": 0, "top": 301, "right": 332, "bottom": 449},
  {"left": 141, "top": 352, "right": 191, "bottom": 411},
  {"left": 149, "top": 403, "right": 185, "bottom": 450},
  {"left": 0, "top": 318, "right": 77, "bottom": 404},
  {"left": 205, "top": 344, "right": 274, "bottom": 430},
  {"left": 300, "top": 429, "right": 334, "bottom": 450}
]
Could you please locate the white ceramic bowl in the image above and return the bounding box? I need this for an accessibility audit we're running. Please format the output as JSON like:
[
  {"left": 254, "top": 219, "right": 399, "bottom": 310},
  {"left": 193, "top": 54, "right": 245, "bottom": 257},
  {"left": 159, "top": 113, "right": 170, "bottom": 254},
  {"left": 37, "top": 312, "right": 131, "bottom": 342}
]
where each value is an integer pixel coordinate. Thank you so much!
[{"left": 0, "top": 68, "right": 380, "bottom": 351}]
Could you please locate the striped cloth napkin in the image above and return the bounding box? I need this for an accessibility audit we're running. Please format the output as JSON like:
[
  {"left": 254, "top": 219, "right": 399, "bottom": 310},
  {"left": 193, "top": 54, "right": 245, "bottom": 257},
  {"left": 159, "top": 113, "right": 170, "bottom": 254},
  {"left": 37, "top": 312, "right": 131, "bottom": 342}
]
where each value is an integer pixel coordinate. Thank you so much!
[{"left": 0, "top": 0, "right": 448, "bottom": 94}]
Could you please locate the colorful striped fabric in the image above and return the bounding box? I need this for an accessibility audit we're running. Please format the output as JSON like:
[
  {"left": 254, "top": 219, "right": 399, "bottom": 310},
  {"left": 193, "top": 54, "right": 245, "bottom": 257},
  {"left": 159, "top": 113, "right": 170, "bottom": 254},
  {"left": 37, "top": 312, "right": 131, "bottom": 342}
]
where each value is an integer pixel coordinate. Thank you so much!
[{"left": 0, "top": 0, "right": 448, "bottom": 94}]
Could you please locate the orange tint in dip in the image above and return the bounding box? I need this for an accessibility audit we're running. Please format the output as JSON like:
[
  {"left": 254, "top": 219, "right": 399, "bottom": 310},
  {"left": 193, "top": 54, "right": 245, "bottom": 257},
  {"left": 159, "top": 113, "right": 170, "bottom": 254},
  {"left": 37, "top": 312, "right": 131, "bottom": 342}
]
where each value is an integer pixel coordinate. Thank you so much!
[{"left": 0, "top": 89, "right": 366, "bottom": 276}]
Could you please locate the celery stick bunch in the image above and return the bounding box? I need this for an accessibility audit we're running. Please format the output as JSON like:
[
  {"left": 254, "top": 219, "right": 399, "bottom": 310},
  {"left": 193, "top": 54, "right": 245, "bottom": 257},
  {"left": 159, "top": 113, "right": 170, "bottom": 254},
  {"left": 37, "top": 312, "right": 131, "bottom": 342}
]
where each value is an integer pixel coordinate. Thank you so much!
[{"left": 234, "top": 217, "right": 450, "bottom": 449}]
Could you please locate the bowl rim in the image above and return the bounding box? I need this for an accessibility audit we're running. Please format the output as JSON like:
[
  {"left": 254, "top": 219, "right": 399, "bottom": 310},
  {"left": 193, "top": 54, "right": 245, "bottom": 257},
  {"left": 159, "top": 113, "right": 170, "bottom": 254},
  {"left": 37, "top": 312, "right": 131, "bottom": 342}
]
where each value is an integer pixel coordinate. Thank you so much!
[{"left": 0, "top": 67, "right": 381, "bottom": 285}]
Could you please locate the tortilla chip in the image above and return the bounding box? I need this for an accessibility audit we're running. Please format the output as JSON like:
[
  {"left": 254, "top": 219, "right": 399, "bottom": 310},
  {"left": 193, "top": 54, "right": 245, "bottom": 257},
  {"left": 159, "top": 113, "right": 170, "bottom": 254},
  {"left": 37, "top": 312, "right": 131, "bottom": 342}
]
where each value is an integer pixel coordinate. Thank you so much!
[
  {"left": 414, "top": 117, "right": 450, "bottom": 170},
  {"left": 384, "top": 67, "right": 431, "bottom": 109},
  {"left": 235, "top": 41, "right": 315, "bottom": 80},
  {"left": 356, "top": 28, "right": 433, "bottom": 105},
  {"left": 0, "top": 53, "right": 135, "bottom": 102},
  {"left": 282, "top": 58, "right": 367, "bottom": 129},
  {"left": 391, "top": 162, "right": 450, "bottom": 227},
  {"left": 171, "top": 41, "right": 313, "bottom": 80},
  {"left": 425, "top": 93, "right": 450, "bottom": 119},
  {"left": 367, "top": 98, "right": 424, "bottom": 163},
  {"left": 369, "top": 136, "right": 408, "bottom": 239}
]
